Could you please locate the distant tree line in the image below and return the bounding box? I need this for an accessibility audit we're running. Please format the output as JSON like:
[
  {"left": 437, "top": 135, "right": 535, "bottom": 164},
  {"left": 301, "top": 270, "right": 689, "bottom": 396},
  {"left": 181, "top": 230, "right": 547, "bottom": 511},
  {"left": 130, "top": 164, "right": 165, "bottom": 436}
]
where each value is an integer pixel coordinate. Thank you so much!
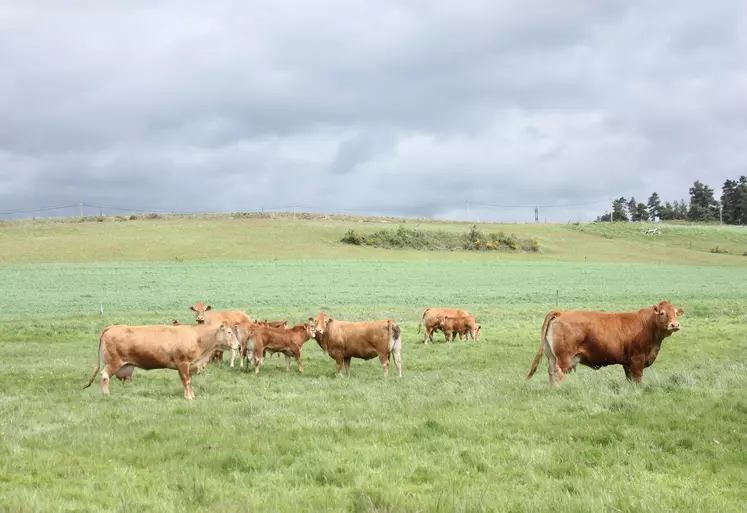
[{"left": 595, "top": 177, "right": 747, "bottom": 225}]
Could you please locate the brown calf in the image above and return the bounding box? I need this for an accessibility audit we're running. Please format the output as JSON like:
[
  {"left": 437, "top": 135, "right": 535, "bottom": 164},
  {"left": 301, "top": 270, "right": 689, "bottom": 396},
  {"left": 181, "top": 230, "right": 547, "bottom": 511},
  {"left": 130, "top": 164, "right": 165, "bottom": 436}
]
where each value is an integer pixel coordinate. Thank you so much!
[
  {"left": 437, "top": 315, "right": 481, "bottom": 343},
  {"left": 244, "top": 323, "right": 316, "bottom": 374},
  {"left": 525, "top": 301, "right": 685, "bottom": 387},
  {"left": 83, "top": 321, "right": 240, "bottom": 399},
  {"left": 418, "top": 307, "right": 471, "bottom": 344}
]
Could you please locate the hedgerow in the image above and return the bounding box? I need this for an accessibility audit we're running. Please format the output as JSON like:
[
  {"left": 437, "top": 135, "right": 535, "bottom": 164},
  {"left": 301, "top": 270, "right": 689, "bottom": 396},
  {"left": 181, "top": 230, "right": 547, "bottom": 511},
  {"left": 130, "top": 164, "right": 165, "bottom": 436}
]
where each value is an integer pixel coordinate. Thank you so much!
[{"left": 340, "top": 225, "right": 540, "bottom": 252}]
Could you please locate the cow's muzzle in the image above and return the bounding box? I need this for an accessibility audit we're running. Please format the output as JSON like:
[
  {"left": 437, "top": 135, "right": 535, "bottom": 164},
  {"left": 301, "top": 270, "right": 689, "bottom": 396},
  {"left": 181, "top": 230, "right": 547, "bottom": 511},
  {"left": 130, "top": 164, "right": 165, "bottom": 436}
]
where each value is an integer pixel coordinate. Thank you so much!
[{"left": 667, "top": 323, "right": 681, "bottom": 332}]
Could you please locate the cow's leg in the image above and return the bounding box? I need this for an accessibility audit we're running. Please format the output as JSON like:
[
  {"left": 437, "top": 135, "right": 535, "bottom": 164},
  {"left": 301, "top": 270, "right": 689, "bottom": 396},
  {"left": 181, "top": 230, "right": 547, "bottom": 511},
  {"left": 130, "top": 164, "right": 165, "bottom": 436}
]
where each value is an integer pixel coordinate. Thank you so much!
[
  {"left": 628, "top": 358, "right": 644, "bottom": 384},
  {"left": 343, "top": 357, "right": 351, "bottom": 376},
  {"left": 285, "top": 354, "right": 292, "bottom": 371},
  {"left": 623, "top": 365, "right": 633, "bottom": 381},
  {"left": 391, "top": 336, "right": 403, "bottom": 378},
  {"left": 335, "top": 356, "right": 344, "bottom": 376},
  {"left": 553, "top": 361, "right": 567, "bottom": 387},
  {"left": 379, "top": 353, "right": 389, "bottom": 377},
  {"left": 293, "top": 350, "right": 304, "bottom": 373},
  {"left": 177, "top": 363, "right": 193, "bottom": 399},
  {"left": 423, "top": 328, "right": 430, "bottom": 344},
  {"left": 229, "top": 348, "right": 237, "bottom": 367}
]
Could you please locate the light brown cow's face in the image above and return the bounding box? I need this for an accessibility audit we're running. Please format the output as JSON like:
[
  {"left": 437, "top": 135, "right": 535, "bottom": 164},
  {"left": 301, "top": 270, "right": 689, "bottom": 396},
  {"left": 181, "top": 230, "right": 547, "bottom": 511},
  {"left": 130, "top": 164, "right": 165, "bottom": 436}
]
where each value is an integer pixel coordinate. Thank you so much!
[
  {"left": 189, "top": 302, "right": 212, "bottom": 324},
  {"left": 435, "top": 315, "right": 446, "bottom": 328},
  {"left": 653, "top": 301, "right": 684, "bottom": 333},
  {"left": 310, "top": 313, "right": 332, "bottom": 337},
  {"left": 215, "top": 322, "right": 240, "bottom": 350},
  {"left": 303, "top": 323, "right": 316, "bottom": 339}
]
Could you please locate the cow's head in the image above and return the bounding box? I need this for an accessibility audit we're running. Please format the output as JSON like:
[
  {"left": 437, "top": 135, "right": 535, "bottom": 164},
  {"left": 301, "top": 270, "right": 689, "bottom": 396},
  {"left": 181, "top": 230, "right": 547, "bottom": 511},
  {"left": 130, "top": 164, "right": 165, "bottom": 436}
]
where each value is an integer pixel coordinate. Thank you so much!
[
  {"left": 653, "top": 301, "right": 684, "bottom": 333},
  {"left": 189, "top": 302, "right": 212, "bottom": 324},
  {"left": 214, "top": 321, "right": 240, "bottom": 351},
  {"left": 308, "top": 313, "right": 330, "bottom": 334}
]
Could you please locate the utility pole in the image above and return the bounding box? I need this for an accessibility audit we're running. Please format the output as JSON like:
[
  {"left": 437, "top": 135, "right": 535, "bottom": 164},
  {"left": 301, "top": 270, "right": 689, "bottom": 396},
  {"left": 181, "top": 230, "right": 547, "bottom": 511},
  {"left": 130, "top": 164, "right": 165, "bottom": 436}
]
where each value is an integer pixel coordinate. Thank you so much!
[{"left": 534, "top": 206, "right": 539, "bottom": 223}]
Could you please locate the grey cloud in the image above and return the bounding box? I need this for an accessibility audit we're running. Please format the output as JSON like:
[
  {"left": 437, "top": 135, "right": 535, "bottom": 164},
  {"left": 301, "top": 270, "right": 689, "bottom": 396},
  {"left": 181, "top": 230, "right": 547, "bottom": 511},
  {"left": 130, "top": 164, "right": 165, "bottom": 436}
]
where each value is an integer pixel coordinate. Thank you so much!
[{"left": 1, "top": 0, "right": 746, "bottom": 222}]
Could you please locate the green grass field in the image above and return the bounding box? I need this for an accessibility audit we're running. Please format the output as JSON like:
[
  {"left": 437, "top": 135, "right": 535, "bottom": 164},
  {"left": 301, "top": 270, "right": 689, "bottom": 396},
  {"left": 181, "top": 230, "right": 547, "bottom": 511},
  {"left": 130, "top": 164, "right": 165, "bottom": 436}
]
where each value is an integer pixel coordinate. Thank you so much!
[{"left": 1, "top": 215, "right": 746, "bottom": 512}]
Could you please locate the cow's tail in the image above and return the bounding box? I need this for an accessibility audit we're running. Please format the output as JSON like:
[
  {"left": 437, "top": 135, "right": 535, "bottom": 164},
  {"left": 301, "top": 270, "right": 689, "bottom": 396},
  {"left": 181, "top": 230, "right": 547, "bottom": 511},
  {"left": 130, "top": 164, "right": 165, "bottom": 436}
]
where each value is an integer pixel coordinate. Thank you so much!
[
  {"left": 387, "top": 321, "right": 401, "bottom": 365},
  {"left": 525, "top": 311, "right": 559, "bottom": 380},
  {"left": 83, "top": 327, "right": 107, "bottom": 389},
  {"left": 417, "top": 308, "right": 428, "bottom": 334}
]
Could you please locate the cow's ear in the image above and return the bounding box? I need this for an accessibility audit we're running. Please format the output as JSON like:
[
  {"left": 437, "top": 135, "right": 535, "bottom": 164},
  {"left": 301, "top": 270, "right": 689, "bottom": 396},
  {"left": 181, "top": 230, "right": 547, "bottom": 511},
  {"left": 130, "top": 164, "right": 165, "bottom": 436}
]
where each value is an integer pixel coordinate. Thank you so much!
[
  {"left": 676, "top": 308, "right": 684, "bottom": 316},
  {"left": 206, "top": 305, "right": 212, "bottom": 311},
  {"left": 652, "top": 305, "right": 659, "bottom": 314},
  {"left": 189, "top": 306, "right": 196, "bottom": 312}
]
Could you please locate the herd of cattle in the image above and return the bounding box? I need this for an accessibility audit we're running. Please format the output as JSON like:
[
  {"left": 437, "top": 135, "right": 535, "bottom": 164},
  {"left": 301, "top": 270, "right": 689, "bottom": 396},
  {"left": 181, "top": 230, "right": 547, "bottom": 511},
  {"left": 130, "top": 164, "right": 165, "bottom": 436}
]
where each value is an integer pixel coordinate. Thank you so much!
[{"left": 82, "top": 300, "right": 685, "bottom": 399}]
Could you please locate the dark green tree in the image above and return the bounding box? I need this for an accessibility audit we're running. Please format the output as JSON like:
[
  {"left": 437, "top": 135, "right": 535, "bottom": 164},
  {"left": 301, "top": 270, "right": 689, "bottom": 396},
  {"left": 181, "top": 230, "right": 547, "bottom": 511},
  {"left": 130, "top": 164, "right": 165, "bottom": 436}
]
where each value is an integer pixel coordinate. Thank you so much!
[
  {"left": 635, "top": 203, "right": 649, "bottom": 222},
  {"left": 647, "top": 192, "right": 662, "bottom": 221},
  {"left": 612, "top": 197, "right": 629, "bottom": 222},
  {"left": 721, "top": 179, "right": 737, "bottom": 224},
  {"left": 627, "top": 197, "right": 637, "bottom": 220},
  {"left": 660, "top": 201, "right": 675, "bottom": 220},
  {"left": 688, "top": 181, "right": 718, "bottom": 222}
]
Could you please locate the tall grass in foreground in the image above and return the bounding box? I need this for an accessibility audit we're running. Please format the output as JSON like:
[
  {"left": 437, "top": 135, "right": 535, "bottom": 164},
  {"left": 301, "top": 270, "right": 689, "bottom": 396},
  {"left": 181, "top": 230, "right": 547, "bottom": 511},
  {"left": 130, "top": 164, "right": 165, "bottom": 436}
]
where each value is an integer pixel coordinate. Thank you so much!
[{"left": 1, "top": 260, "right": 746, "bottom": 512}]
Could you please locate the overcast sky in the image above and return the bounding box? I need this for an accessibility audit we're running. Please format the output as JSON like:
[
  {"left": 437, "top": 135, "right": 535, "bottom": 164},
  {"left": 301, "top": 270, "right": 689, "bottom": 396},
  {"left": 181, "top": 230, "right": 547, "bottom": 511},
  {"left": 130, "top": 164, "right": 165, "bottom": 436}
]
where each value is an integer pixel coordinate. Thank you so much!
[{"left": 1, "top": 1, "right": 746, "bottom": 222}]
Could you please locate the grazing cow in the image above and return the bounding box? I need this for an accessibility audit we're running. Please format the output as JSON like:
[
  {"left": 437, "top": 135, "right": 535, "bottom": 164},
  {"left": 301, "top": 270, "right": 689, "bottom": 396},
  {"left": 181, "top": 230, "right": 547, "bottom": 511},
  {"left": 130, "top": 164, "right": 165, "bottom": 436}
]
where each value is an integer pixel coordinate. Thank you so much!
[
  {"left": 437, "top": 315, "right": 481, "bottom": 343},
  {"left": 82, "top": 321, "right": 240, "bottom": 399},
  {"left": 525, "top": 301, "right": 685, "bottom": 386},
  {"left": 309, "top": 313, "right": 402, "bottom": 377},
  {"left": 244, "top": 323, "right": 316, "bottom": 374},
  {"left": 418, "top": 307, "right": 471, "bottom": 344},
  {"left": 188, "top": 302, "right": 253, "bottom": 367}
]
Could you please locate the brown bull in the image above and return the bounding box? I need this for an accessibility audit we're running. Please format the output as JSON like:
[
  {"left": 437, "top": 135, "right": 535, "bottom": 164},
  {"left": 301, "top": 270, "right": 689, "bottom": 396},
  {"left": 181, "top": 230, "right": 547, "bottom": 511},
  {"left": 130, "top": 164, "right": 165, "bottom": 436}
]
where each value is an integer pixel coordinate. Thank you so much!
[
  {"left": 310, "top": 313, "right": 402, "bottom": 377},
  {"left": 188, "top": 302, "right": 253, "bottom": 367},
  {"left": 525, "top": 300, "right": 684, "bottom": 387},
  {"left": 418, "top": 307, "right": 471, "bottom": 344},
  {"left": 82, "top": 321, "right": 240, "bottom": 399},
  {"left": 244, "top": 323, "right": 316, "bottom": 374}
]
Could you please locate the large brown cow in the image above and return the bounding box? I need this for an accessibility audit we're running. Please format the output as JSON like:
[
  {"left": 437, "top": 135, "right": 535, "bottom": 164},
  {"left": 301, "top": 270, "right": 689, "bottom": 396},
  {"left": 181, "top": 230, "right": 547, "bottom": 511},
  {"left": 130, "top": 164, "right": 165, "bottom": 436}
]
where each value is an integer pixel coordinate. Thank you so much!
[
  {"left": 82, "top": 321, "right": 240, "bottom": 399},
  {"left": 309, "top": 313, "right": 402, "bottom": 377},
  {"left": 418, "top": 307, "right": 472, "bottom": 344},
  {"left": 244, "top": 323, "right": 316, "bottom": 374},
  {"left": 437, "top": 315, "right": 481, "bottom": 343},
  {"left": 188, "top": 302, "right": 253, "bottom": 367},
  {"left": 525, "top": 301, "right": 685, "bottom": 387}
]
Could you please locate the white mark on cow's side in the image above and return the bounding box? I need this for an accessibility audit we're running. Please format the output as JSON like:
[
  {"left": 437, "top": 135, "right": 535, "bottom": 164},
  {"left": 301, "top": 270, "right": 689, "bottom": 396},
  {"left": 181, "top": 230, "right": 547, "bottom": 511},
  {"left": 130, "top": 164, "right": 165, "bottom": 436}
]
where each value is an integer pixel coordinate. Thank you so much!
[{"left": 570, "top": 355, "right": 582, "bottom": 368}]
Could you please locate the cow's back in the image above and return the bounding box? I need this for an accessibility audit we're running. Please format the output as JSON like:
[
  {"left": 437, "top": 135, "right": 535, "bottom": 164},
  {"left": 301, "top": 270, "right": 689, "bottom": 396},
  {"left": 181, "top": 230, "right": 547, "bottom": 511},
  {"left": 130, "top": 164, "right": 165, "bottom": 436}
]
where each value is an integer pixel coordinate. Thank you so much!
[
  {"left": 326, "top": 320, "right": 392, "bottom": 359},
  {"left": 550, "top": 310, "right": 642, "bottom": 363},
  {"left": 102, "top": 325, "right": 198, "bottom": 370}
]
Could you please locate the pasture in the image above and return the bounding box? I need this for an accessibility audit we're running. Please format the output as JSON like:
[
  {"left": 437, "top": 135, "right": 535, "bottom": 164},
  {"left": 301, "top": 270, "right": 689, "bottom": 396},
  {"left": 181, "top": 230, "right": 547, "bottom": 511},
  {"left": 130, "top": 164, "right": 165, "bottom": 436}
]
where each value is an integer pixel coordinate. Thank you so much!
[{"left": 1, "top": 215, "right": 746, "bottom": 512}]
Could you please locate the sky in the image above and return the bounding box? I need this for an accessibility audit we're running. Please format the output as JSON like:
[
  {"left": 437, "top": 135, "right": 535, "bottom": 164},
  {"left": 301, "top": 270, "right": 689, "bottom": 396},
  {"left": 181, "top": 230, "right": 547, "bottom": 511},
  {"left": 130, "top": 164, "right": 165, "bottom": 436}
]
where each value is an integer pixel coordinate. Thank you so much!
[{"left": 1, "top": 0, "right": 746, "bottom": 222}]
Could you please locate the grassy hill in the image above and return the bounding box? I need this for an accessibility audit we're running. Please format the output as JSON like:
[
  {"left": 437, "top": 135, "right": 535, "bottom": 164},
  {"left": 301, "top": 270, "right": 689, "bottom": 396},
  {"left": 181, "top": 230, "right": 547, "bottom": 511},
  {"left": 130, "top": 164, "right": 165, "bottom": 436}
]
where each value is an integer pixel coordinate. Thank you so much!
[{"left": 1, "top": 212, "right": 746, "bottom": 265}]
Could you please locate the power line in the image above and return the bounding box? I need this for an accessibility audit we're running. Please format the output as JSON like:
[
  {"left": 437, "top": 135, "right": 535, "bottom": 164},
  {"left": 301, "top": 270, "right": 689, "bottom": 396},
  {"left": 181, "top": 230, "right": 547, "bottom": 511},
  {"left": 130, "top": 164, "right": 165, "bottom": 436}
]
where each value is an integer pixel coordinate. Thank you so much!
[
  {"left": 467, "top": 198, "right": 613, "bottom": 209},
  {"left": 0, "top": 204, "right": 79, "bottom": 215}
]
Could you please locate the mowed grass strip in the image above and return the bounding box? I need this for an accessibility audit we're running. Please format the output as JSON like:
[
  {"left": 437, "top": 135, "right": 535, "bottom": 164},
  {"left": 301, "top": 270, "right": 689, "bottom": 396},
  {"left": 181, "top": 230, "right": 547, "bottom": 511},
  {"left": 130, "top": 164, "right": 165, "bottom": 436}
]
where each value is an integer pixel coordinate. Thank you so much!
[{"left": 1, "top": 260, "right": 746, "bottom": 511}]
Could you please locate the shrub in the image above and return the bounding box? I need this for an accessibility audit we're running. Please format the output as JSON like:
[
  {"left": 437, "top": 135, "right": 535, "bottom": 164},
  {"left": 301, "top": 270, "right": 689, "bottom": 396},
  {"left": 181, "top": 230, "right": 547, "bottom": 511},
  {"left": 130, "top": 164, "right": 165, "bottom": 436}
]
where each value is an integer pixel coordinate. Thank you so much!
[
  {"left": 341, "top": 229, "right": 365, "bottom": 245},
  {"left": 339, "top": 225, "right": 540, "bottom": 252},
  {"left": 710, "top": 246, "right": 729, "bottom": 254}
]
